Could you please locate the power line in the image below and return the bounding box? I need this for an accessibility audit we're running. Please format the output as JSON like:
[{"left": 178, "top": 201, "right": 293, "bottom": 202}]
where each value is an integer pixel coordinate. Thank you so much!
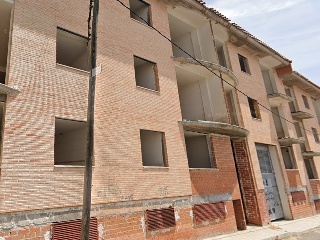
[{"left": 114, "top": 0, "right": 319, "bottom": 139}]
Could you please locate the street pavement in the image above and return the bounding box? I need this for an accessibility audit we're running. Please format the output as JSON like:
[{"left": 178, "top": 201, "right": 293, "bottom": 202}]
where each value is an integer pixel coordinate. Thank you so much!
[{"left": 203, "top": 214, "right": 320, "bottom": 240}]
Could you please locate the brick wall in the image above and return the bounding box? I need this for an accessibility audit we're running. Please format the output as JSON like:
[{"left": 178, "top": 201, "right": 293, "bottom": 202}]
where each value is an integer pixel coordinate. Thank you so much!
[
  {"left": 287, "top": 191, "right": 313, "bottom": 219},
  {"left": 190, "top": 134, "right": 241, "bottom": 199},
  {"left": 233, "top": 140, "right": 270, "bottom": 225},
  {"left": 286, "top": 170, "right": 302, "bottom": 187},
  {"left": 310, "top": 180, "right": 320, "bottom": 195}
]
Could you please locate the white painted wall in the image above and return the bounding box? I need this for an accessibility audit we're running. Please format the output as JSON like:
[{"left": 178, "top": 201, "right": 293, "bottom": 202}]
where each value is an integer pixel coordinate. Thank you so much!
[
  {"left": 179, "top": 81, "right": 205, "bottom": 121},
  {"left": 172, "top": 32, "right": 195, "bottom": 58},
  {"left": 185, "top": 135, "right": 211, "bottom": 168},
  {"left": 206, "top": 76, "right": 228, "bottom": 122},
  {"left": 135, "top": 62, "right": 156, "bottom": 90},
  {"left": 140, "top": 130, "right": 165, "bottom": 167},
  {"left": 198, "top": 22, "right": 216, "bottom": 63},
  {"left": 55, "top": 126, "right": 86, "bottom": 165}
]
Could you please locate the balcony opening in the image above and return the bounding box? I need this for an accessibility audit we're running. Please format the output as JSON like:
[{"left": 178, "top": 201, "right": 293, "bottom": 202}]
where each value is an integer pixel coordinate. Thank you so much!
[
  {"left": 185, "top": 132, "right": 215, "bottom": 168},
  {"left": 312, "top": 128, "right": 319, "bottom": 143},
  {"left": 176, "top": 66, "right": 228, "bottom": 123},
  {"left": 285, "top": 88, "right": 297, "bottom": 112},
  {"left": 281, "top": 147, "right": 296, "bottom": 169},
  {"left": 294, "top": 121, "right": 307, "bottom": 152},
  {"left": 225, "top": 88, "right": 239, "bottom": 125},
  {"left": 312, "top": 98, "right": 320, "bottom": 124},
  {"left": 302, "top": 95, "right": 310, "bottom": 109},
  {"left": 271, "top": 107, "right": 285, "bottom": 138},
  {"left": 56, "top": 27, "right": 89, "bottom": 71},
  {"left": 134, "top": 56, "right": 158, "bottom": 91},
  {"left": 304, "top": 158, "right": 318, "bottom": 179},
  {"left": 238, "top": 54, "right": 250, "bottom": 74},
  {"left": 54, "top": 118, "right": 87, "bottom": 166},
  {"left": 168, "top": 14, "right": 216, "bottom": 62},
  {"left": 215, "top": 41, "right": 228, "bottom": 68},
  {"left": 0, "top": 1, "right": 13, "bottom": 76},
  {"left": 248, "top": 97, "right": 261, "bottom": 119},
  {"left": 261, "top": 68, "right": 277, "bottom": 95},
  {"left": 140, "top": 129, "right": 167, "bottom": 167},
  {"left": 129, "top": 0, "right": 151, "bottom": 25}
]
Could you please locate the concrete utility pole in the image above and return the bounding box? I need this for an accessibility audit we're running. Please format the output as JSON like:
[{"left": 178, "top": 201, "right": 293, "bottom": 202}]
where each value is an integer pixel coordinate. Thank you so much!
[{"left": 81, "top": 0, "right": 99, "bottom": 239}]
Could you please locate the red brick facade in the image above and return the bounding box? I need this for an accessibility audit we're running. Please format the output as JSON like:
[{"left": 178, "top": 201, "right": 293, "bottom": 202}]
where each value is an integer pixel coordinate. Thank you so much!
[{"left": 0, "top": 0, "right": 320, "bottom": 239}]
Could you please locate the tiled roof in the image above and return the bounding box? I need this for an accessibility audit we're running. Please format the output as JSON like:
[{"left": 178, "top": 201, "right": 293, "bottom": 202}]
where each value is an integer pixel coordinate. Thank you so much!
[{"left": 192, "top": 0, "right": 292, "bottom": 63}]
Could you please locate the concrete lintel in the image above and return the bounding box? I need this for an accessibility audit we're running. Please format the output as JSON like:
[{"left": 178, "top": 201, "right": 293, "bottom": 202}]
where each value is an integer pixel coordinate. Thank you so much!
[
  {"left": 312, "top": 195, "right": 320, "bottom": 201},
  {"left": 285, "top": 186, "right": 307, "bottom": 193},
  {"left": 302, "top": 151, "right": 320, "bottom": 157},
  {"left": 191, "top": 193, "right": 232, "bottom": 205}
]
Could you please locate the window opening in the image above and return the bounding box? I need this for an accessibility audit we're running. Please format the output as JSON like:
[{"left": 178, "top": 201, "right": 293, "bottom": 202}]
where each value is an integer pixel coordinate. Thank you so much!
[
  {"left": 248, "top": 97, "right": 261, "bottom": 119},
  {"left": 54, "top": 118, "right": 87, "bottom": 165},
  {"left": 312, "top": 127, "right": 319, "bottom": 143},
  {"left": 302, "top": 95, "right": 310, "bottom": 109},
  {"left": 129, "top": 0, "right": 151, "bottom": 25},
  {"left": 134, "top": 56, "right": 158, "bottom": 91},
  {"left": 56, "top": 27, "right": 89, "bottom": 71},
  {"left": 185, "top": 133, "right": 215, "bottom": 168},
  {"left": 238, "top": 54, "right": 250, "bottom": 74},
  {"left": 304, "top": 159, "right": 318, "bottom": 179},
  {"left": 140, "top": 129, "right": 167, "bottom": 167}
]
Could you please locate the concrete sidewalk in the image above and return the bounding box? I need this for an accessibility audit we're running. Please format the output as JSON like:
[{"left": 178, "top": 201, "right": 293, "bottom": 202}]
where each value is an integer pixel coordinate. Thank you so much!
[{"left": 204, "top": 215, "right": 320, "bottom": 240}]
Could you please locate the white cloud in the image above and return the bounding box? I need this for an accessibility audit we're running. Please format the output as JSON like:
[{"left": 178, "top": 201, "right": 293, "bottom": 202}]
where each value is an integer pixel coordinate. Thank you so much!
[{"left": 205, "top": 0, "right": 320, "bottom": 85}]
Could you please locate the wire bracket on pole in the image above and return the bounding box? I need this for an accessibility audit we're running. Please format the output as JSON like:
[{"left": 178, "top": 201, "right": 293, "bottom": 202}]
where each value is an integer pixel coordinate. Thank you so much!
[{"left": 92, "top": 64, "right": 102, "bottom": 77}]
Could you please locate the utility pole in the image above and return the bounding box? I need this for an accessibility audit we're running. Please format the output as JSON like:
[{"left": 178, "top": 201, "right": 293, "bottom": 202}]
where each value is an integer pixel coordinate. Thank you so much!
[{"left": 81, "top": 0, "right": 99, "bottom": 239}]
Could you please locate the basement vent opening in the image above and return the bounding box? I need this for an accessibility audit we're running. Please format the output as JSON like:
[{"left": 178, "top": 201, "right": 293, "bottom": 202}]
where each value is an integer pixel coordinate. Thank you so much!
[
  {"left": 193, "top": 202, "right": 226, "bottom": 222},
  {"left": 52, "top": 218, "right": 98, "bottom": 240},
  {"left": 145, "top": 207, "right": 176, "bottom": 231},
  {"left": 140, "top": 129, "right": 167, "bottom": 167},
  {"left": 56, "top": 27, "right": 89, "bottom": 71},
  {"left": 54, "top": 118, "right": 87, "bottom": 166},
  {"left": 134, "top": 56, "right": 159, "bottom": 91},
  {"left": 129, "top": 0, "right": 151, "bottom": 25}
]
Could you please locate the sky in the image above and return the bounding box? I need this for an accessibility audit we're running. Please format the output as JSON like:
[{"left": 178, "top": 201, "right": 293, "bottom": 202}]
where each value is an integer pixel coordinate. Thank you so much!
[{"left": 206, "top": 0, "right": 320, "bottom": 85}]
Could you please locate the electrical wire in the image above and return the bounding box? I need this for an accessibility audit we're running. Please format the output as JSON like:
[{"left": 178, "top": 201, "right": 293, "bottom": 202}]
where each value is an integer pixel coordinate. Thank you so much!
[{"left": 114, "top": 0, "right": 318, "bottom": 139}]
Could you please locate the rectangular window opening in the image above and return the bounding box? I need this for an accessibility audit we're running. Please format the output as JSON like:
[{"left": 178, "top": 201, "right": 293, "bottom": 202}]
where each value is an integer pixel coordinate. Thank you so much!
[
  {"left": 56, "top": 27, "right": 89, "bottom": 71},
  {"left": 185, "top": 133, "right": 215, "bottom": 168},
  {"left": 304, "top": 159, "right": 318, "bottom": 180},
  {"left": 302, "top": 95, "right": 310, "bottom": 109},
  {"left": 129, "top": 0, "right": 151, "bottom": 26},
  {"left": 134, "top": 56, "right": 158, "bottom": 91},
  {"left": 54, "top": 118, "right": 87, "bottom": 166},
  {"left": 0, "top": 72, "right": 5, "bottom": 84},
  {"left": 238, "top": 54, "right": 250, "bottom": 74},
  {"left": 281, "top": 147, "right": 296, "bottom": 169},
  {"left": 312, "top": 127, "right": 319, "bottom": 143},
  {"left": 248, "top": 97, "right": 261, "bottom": 119},
  {"left": 140, "top": 129, "right": 167, "bottom": 167},
  {"left": 145, "top": 207, "right": 176, "bottom": 231}
]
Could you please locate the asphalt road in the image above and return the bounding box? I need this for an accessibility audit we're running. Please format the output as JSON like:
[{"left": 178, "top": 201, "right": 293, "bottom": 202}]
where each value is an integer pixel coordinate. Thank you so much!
[{"left": 284, "top": 227, "right": 320, "bottom": 240}]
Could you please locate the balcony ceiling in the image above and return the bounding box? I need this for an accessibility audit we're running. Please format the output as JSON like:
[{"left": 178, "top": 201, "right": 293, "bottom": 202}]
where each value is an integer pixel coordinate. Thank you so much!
[
  {"left": 180, "top": 120, "right": 249, "bottom": 138},
  {"left": 174, "top": 57, "right": 238, "bottom": 87},
  {"left": 278, "top": 137, "right": 306, "bottom": 146},
  {"left": 0, "top": 83, "right": 19, "bottom": 95},
  {"left": 291, "top": 111, "right": 314, "bottom": 120},
  {"left": 268, "top": 93, "right": 294, "bottom": 107}
]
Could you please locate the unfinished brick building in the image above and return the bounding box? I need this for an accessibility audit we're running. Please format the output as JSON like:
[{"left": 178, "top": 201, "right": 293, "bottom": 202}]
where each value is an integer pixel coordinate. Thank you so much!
[{"left": 1, "top": 0, "right": 320, "bottom": 239}]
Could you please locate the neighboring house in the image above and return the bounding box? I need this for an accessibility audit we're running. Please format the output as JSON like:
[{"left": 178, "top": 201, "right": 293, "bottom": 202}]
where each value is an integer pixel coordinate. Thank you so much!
[{"left": 0, "top": 0, "right": 319, "bottom": 239}]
